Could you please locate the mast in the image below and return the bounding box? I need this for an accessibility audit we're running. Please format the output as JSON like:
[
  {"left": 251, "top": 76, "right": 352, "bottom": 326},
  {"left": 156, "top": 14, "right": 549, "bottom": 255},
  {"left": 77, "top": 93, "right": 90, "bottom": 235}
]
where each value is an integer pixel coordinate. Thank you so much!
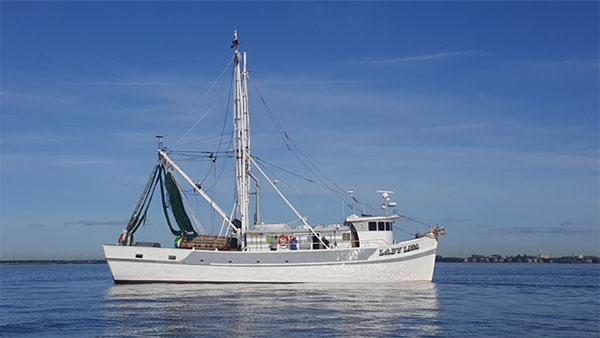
[{"left": 232, "top": 30, "right": 251, "bottom": 247}]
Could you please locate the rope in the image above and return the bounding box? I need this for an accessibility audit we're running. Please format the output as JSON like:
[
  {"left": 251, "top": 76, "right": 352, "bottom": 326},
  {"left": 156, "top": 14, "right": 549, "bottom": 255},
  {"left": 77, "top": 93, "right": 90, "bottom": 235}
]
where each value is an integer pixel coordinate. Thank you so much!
[
  {"left": 253, "top": 157, "right": 314, "bottom": 183},
  {"left": 176, "top": 60, "right": 233, "bottom": 146},
  {"left": 201, "top": 67, "right": 235, "bottom": 193},
  {"left": 398, "top": 214, "right": 430, "bottom": 227},
  {"left": 253, "top": 157, "right": 341, "bottom": 221},
  {"left": 247, "top": 75, "right": 355, "bottom": 205},
  {"left": 174, "top": 132, "right": 233, "bottom": 148},
  {"left": 393, "top": 225, "right": 417, "bottom": 236},
  {"left": 176, "top": 84, "right": 231, "bottom": 145}
]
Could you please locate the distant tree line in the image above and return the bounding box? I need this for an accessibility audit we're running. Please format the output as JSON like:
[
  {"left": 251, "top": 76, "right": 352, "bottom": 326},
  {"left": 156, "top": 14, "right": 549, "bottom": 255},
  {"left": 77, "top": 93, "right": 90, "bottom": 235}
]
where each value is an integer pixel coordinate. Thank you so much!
[{"left": 0, "top": 259, "right": 106, "bottom": 265}]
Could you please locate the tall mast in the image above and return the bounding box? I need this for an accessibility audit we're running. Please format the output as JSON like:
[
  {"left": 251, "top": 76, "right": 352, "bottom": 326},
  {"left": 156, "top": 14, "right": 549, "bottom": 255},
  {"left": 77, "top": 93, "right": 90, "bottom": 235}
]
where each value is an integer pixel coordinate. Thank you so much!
[
  {"left": 242, "top": 51, "right": 256, "bottom": 225},
  {"left": 232, "top": 30, "right": 250, "bottom": 247}
]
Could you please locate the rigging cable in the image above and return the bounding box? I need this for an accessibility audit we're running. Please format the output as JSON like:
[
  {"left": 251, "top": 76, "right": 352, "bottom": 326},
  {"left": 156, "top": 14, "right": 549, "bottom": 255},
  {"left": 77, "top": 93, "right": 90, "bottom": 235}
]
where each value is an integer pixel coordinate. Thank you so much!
[
  {"left": 177, "top": 65, "right": 235, "bottom": 191},
  {"left": 253, "top": 157, "right": 314, "bottom": 184},
  {"left": 176, "top": 59, "right": 234, "bottom": 146},
  {"left": 177, "top": 83, "right": 232, "bottom": 146},
  {"left": 393, "top": 225, "right": 417, "bottom": 236},
  {"left": 247, "top": 75, "right": 355, "bottom": 205},
  {"left": 202, "top": 65, "right": 236, "bottom": 193},
  {"left": 174, "top": 132, "right": 234, "bottom": 148},
  {"left": 248, "top": 78, "right": 434, "bottom": 231},
  {"left": 398, "top": 214, "right": 430, "bottom": 227},
  {"left": 254, "top": 157, "right": 341, "bottom": 221},
  {"left": 170, "top": 167, "right": 209, "bottom": 235}
]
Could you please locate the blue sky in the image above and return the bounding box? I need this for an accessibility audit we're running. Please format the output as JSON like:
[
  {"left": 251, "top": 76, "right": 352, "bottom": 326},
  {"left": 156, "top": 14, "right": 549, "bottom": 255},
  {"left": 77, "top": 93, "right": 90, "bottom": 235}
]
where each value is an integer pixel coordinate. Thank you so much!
[{"left": 1, "top": 2, "right": 598, "bottom": 259}]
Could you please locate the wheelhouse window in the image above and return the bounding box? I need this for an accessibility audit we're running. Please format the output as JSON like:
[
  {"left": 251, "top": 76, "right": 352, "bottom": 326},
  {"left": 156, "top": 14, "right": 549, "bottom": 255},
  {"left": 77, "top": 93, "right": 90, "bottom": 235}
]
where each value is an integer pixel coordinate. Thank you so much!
[
  {"left": 385, "top": 222, "right": 391, "bottom": 231},
  {"left": 342, "top": 233, "right": 351, "bottom": 241},
  {"left": 368, "top": 222, "right": 376, "bottom": 231},
  {"left": 378, "top": 222, "right": 385, "bottom": 231}
]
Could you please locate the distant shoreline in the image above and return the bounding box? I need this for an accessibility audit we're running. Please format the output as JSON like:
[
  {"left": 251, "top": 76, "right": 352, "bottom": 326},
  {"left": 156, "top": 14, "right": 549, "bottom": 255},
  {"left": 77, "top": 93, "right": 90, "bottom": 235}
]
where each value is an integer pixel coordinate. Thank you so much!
[
  {"left": 436, "top": 255, "right": 599, "bottom": 264},
  {"left": 0, "top": 260, "right": 106, "bottom": 265}
]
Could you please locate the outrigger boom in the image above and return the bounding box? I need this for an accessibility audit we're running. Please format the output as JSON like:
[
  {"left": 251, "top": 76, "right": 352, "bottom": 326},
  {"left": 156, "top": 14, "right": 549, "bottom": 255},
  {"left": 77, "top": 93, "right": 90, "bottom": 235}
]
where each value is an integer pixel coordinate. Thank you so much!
[{"left": 158, "top": 149, "right": 238, "bottom": 233}]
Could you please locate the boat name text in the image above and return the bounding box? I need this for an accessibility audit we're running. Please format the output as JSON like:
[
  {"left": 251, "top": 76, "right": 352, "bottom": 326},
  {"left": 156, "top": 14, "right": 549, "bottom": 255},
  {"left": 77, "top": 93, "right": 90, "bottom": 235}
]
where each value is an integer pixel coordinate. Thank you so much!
[{"left": 378, "top": 243, "right": 420, "bottom": 256}]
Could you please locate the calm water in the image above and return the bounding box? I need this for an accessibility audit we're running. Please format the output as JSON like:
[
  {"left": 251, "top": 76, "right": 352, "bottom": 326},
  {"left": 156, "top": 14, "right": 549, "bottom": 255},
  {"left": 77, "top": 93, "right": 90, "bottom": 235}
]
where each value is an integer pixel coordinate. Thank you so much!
[{"left": 1, "top": 263, "right": 598, "bottom": 337}]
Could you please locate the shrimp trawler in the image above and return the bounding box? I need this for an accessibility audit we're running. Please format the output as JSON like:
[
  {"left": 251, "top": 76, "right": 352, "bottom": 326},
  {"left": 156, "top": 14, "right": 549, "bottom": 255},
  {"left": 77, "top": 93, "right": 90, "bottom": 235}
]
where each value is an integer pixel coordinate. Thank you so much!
[{"left": 103, "top": 31, "right": 445, "bottom": 283}]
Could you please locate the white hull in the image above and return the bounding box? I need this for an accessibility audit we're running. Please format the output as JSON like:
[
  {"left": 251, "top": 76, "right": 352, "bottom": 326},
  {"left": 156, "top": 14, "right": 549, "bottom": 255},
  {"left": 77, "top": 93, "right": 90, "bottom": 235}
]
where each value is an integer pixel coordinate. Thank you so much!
[{"left": 104, "top": 236, "right": 438, "bottom": 283}]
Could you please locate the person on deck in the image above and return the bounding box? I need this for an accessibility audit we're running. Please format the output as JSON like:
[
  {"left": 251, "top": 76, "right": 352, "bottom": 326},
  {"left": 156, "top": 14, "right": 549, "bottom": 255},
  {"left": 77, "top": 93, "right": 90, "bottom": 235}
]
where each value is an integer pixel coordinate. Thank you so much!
[
  {"left": 321, "top": 236, "right": 330, "bottom": 249},
  {"left": 289, "top": 237, "right": 298, "bottom": 250},
  {"left": 269, "top": 238, "right": 278, "bottom": 251}
]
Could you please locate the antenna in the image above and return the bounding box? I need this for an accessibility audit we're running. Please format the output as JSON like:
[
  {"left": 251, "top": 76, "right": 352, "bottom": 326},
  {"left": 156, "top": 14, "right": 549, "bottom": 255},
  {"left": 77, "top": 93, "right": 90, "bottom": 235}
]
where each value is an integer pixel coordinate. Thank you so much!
[
  {"left": 156, "top": 135, "right": 163, "bottom": 149},
  {"left": 231, "top": 29, "right": 239, "bottom": 50},
  {"left": 376, "top": 190, "right": 394, "bottom": 199},
  {"left": 376, "top": 190, "right": 396, "bottom": 215}
]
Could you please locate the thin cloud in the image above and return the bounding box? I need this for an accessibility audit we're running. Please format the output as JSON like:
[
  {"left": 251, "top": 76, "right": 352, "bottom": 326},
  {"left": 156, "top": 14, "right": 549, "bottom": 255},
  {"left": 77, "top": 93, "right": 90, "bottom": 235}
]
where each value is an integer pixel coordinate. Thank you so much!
[
  {"left": 65, "top": 220, "right": 127, "bottom": 227},
  {"left": 504, "top": 58, "right": 600, "bottom": 69},
  {"left": 420, "top": 123, "right": 489, "bottom": 133},
  {"left": 442, "top": 218, "right": 473, "bottom": 223},
  {"left": 256, "top": 78, "right": 366, "bottom": 86},
  {"left": 27, "top": 223, "right": 47, "bottom": 227},
  {"left": 0, "top": 91, "right": 74, "bottom": 105},
  {"left": 57, "top": 81, "right": 173, "bottom": 86},
  {"left": 2, "top": 132, "right": 71, "bottom": 146},
  {"left": 354, "top": 50, "right": 479, "bottom": 64},
  {"left": 55, "top": 158, "right": 121, "bottom": 166},
  {"left": 477, "top": 222, "right": 589, "bottom": 235}
]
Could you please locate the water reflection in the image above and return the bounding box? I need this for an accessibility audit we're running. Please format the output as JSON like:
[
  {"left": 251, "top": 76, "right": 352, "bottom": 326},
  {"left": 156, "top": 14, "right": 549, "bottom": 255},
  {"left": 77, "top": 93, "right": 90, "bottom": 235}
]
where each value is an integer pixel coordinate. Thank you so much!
[{"left": 103, "top": 283, "right": 439, "bottom": 337}]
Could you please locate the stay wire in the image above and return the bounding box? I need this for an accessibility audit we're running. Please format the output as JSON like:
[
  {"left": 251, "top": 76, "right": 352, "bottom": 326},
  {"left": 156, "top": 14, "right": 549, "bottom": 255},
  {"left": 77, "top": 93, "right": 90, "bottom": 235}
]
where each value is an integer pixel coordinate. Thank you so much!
[
  {"left": 247, "top": 75, "right": 354, "bottom": 205},
  {"left": 177, "top": 66, "right": 235, "bottom": 190},
  {"left": 393, "top": 225, "right": 417, "bottom": 236},
  {"left": 253, "top": 157, "right": 315, "bottom": 184},
  {"left": 208, "top": 63, "right": 235, "bottom": 231},
  {"left": 176, "top": 83, "right": 231, "bottom": 146},
  {"left": 174, "top": 132, "right": 234, "bottom": 149},
  {"left": 398, "top": 215, "right": 430, "bottom": 227},
  {"left": 202, "top": 68, "right": 235, "bottom": 193},
  {"left": 256, "top": 158, "right": 340, "bottom": 221},
  {"left": 176, "top": 59, "right": 234, "bottom": 146}
]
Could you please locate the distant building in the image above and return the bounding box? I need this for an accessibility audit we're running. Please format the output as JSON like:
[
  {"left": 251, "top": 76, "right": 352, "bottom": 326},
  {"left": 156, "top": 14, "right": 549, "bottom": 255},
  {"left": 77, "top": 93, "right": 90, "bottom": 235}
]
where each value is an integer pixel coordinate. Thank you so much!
[{"left": 430, "top": 254, "right": 598, "bottom": 264}]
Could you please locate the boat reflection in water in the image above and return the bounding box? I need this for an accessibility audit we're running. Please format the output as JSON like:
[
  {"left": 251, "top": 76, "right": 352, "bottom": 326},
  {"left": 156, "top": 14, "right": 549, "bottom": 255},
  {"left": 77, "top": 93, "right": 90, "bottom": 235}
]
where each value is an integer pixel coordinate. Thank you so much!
[{"left": 103, "top": 283, "right": 440, "bottom": 337}]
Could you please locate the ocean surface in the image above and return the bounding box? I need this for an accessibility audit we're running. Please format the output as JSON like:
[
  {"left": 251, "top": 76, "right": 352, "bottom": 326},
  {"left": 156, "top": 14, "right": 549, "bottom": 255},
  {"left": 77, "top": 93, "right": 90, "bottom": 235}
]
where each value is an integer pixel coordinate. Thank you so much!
[{"left": 1, "top": 263, "right": 598, "bottom": 337}]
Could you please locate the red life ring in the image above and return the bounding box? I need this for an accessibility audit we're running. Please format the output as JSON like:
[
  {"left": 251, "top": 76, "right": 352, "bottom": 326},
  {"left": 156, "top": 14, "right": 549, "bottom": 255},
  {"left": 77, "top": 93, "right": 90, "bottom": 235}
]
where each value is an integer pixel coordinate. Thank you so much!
[{"left": 278, "top": 234, "right": 289, "bottom": 246}]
